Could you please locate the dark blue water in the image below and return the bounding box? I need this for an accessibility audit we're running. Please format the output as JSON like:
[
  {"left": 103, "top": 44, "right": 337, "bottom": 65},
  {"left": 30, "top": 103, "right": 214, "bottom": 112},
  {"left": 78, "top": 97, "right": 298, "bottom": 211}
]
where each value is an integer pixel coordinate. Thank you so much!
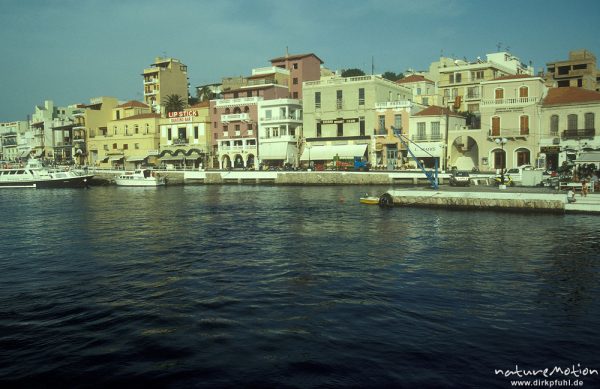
[{"left": 1, "top": 185, "right": 599, "bottom": 388}]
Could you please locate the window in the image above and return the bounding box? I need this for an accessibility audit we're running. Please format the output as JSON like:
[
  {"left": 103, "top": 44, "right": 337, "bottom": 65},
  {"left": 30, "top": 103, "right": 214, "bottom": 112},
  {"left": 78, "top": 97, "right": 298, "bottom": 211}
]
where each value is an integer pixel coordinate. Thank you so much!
[
  {"left": 293, "top": 92, "right": 298, "bottom": 98},
  {"left": 134, "top": 125, "right": 139, "bottom": 134},
  {"left": 265, "top": 110, "right": 272, "bottom": 120},
  {"left": 471, "top": 70, "right": 484, "bottom": 80},
  {"left": 444, "top": 89, "right": 450, "bottom": 98},
  {"left": 449, "top": 74, "right": 454, "bottom": 84},
  {"left": 235, "top": 124, "right": 240, "bottom": 133},
  {"left": 247, "top": 91, "right": 252, "bottom": 97},
  {"left": 337, "top": 123, "right": 343, "bottom": 137},
  {"left": 550, "top": 115, "right": 559, "bottom": 135},
  {"left": 417, "top": 122, "right": 426, "bottom": 140},
  {"left": 585, "top": 112, "right": 594, "bottom": 129},
  {"left": 247, "top": 123, "right": 253, "bottom": 134},
  {"left": 167, "top": 128, "right": 172, "bottom": 141},
  {"left": 125, "top": 125, "right": 128, "bottom": 135},
  {"left": 520, "top": 115, "right": 529, "bottom": 135},
  {"left": 135, "top": 143, "right": 140, "bottom": 149},
  {"left": 225, "top": 108, "right": 230, "bottom": 114},
  {"left": 495, "top": 88, "right": 504, "bottom": 100},
  {"left": 452, "top": 88, "right": 458, "bottom": 98},
  {"left": 293, "top": 78, "right": 298, "bottom": 85},
  {"left": 194, "top": 126, "right": 199, "bottom": 139},
  {"left": 213, "top": 122, "right": 217, "bottom": 128},
  {"left": 416, "top": 87, "right": 421, "bottom": 95},
  {"left": 431, "top": 122, "right": 441, "bottom": 139},
  {"left": 336, "top": 90, "right": 343, "bottom": 109},
  {"left": 394, "top": 114, "right": 402, "bottom": 129},
  {"left": 315, "top": 92, "right": 321, "bottom": 109},
  {"left": 358, "top": 88, "right": 365, "bottom": 105},
  {"left": 519, "top": 86, "right": 529, "bottom": 98},
  {"left": 360, "top": 117, "right": 365, "bottom": 136},
  {"left": 123, "top": 144, "right": 128, "bottom": 150},
  {"left": 223, "top": 125, "right": 228, "bottom": 133},
  {"left": 422, "top": 97, "right": 429, "bottom": 105},
  {"left": 516, "top": 149, "right": 530, "bottom": 166},
  {"left": 145, "top": 124, "right": 149, "bottom": 134},
  {"left": 467, "top": 104, "right": 479, "bottom": 113},
  {"left": 316, "top": 122, "right": 322, "bottom": 137},
  {"left": 113, "top": 126, "right": 117, "bottom": 135},
  {"left": 378, "top": 115, "right": 385, "bottom": 133},
  {"left": 568, "top": 114, "right": 577, "bottom": 130},
  {"left": 112, "top": 143, "right": 117, "bottom": 149},
  {"left": 455, "top": 73, "right": 462, "bottom": 83},
  {"left": 467, "top": 86, "right": 479, "bottom": 99},
  {"left": 491, "top": 116, "right": 500, "bottom": 136},
  {"left": 178, "top": 127, "right": 186, "bottom": 139},
  {"left": 293, "top": 63, "right": 298, "bottom": 69},
  {"left": 103, "top": 144, "right": 108, "bottom": 151}
]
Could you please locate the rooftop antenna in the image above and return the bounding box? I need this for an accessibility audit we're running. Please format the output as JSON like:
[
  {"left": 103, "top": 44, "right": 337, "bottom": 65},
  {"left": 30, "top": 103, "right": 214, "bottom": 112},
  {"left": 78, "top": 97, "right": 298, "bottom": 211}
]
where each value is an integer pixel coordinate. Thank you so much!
[
  {"left": 371, "top": 56, "right": 374, "bottom": 75},
  {"left": 285, "top": 46, "right": 289, "bottom": 58}
]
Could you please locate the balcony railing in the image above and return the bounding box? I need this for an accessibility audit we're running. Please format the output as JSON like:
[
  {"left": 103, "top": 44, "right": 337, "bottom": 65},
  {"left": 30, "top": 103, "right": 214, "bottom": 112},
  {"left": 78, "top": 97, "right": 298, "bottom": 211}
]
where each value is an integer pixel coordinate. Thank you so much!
[
  {"left": 221, "top": 113, "right": 250, "bottom": 122},
  {"left": 173, "top": 138, "right": 189, "bottom": 145},
  {"left": 562, "top": 128, "right": 595, "bottom": 139},
  {"left": 480, "top": 96, "right": 539, "bottom": 106},
  {"left": 488, "top": 128, "right": 530, "bottom": 138},
  {"left": 411, "top": 134, "right": 443, "bottom": 142},
  {"left": 375, "top": 101, "right": 412, "bottom": 110},
  {"left": 214, "top": 96, "right": 262, "bottom": 108},
  {"left": 260, "top": 115, "right": 302, "bottom": 122}
]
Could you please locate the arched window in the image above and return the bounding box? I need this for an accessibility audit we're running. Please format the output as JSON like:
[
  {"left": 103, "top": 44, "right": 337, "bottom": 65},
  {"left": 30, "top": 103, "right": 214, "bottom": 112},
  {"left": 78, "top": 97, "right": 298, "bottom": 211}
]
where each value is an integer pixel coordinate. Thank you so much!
[
  {"left": 550, "top": 115, "right": 559, "bottom": 135},
  {"left": 233, "top": 107, "right": 241, "bottom": 114},
  {"left": 491, "top": 116, "right": 500, "bottom": 136},
  {"left": 520, "top": 115, "right": 529, "bottom": 135},
  {"left": 584, "top": 112, "right": 594, "bottom": 129},
  {"left": 244, "top": 106, "right": 250, "bottom": 113},
  {"left": 516, "top": 148, "right": 530, "bottom": 166},
  {"left": 567, "top": 114, "right": 578, "bottom": 130},
  {"left": 519, "top": 86, "right": 529, "bottom": 98}
]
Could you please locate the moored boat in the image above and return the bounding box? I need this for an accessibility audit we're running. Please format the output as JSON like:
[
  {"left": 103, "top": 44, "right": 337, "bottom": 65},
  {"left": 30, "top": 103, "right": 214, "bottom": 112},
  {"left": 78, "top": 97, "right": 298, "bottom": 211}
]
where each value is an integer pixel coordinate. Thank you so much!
[
  {"left": 359, "top": 195, "right": 380, "bottom": 205},
  {"left": 0, "top": 160, "right": 93, "bottom": 189},
  {"left": 114, "top": 169, "right": 166, "bottom": 187}
]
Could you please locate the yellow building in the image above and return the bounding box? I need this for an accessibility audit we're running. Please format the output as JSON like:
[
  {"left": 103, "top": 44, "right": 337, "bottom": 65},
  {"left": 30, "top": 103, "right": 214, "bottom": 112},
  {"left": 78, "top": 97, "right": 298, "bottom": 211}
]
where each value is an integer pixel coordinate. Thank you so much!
[
  {"left": 90, "top": 101, "right": 161, "bottom": 169},
  {"left": 73, "top": 97, "right": 119, "bottom": 165},
  {"left": 142, "top": 57, "right": 189, "bottom": 114},
  {"left": 158, "top": 101, "right": 212, "bottom": 169}
]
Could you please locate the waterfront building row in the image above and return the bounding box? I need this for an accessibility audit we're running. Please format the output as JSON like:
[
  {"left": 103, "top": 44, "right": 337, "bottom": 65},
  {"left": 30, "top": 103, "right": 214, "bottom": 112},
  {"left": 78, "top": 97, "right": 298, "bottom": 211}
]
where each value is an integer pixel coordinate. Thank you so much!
[{"left": 2, "top": 50, "right": 600, "bottom": 172}]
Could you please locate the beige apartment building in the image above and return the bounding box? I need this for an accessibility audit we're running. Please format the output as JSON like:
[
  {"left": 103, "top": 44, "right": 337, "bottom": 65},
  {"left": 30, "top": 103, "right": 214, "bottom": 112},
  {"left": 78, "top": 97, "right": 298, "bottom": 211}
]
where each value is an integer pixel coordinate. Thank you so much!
[
  {"left": 540, "top": 87, "right": 600, "bottom": 170},
  {"left": 434, "top": 52, "right": 533, "bottom": 114},
  {"left": 467, "top": 74, "right": 546, "bottom": 171},
  {"left": 396, "top": 74, "right": 440, "bottom": 106},
  {"left": 545, "top": 49, "right": 599, "bottom": 92},
  {"left": 142, "top": 57, "right": 189, "bottom": 114},
  {"left": 302, "top": 74, "right": 412, "bottom": 168},
  {"left": 158, "top": 101, "right": 211, "bottom": 169},
  {"left": 90, "top": 101, "right": 161, "bottom": 169}
]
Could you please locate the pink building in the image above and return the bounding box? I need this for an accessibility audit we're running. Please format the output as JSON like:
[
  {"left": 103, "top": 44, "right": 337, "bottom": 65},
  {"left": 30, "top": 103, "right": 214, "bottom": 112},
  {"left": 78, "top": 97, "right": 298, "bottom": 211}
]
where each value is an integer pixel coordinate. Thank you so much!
[{"left": 270, "top": 53, "right": 323, "bottom": 99}]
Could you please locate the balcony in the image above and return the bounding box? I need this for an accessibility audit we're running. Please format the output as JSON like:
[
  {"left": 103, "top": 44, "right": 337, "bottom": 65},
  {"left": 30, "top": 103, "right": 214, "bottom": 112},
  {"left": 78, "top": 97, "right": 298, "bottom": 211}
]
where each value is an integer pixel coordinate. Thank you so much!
[
  {"left": 562, "top": 128, "right": 595, "bottom": 139},
  {"left": 221, "top": 113, "right": 250, "bottom": 122},
  {"left": 488, "top": 128, "right": 530, "bottom": 139},
  {"left": 173, "top": 138, "right": 189, "bottom": 145},
  {"left": 214, "top": 96, "right": 262, "bottom": 108},
  {"left": 260, "top": 115, "right": 302, "bottom": 123},
  {"left": 411, "top": 134, "right": 443, "bottom": 142},
  {"left": 375, "top": 101, "right": 412, "bottom": 110},
  {"left": 480, "top": 96, "right": 539, "bottom": 106}
]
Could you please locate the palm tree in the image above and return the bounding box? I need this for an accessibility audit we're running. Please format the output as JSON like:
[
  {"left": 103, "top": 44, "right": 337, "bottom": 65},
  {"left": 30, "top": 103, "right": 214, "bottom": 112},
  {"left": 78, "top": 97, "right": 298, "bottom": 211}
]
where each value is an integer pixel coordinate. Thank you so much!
[
  {"left": 197, "top": 86, "right": 215, "bottom": 102},
  {"left": 163, "top": 94, "right": 187, "bottom": 114}
]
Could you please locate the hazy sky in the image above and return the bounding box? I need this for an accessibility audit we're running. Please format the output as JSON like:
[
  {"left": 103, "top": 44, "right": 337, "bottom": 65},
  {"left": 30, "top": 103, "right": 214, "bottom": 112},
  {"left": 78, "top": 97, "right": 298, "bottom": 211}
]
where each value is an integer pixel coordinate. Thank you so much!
[{"left": 1, "top": 0, "right": 599, "bottom": 121}]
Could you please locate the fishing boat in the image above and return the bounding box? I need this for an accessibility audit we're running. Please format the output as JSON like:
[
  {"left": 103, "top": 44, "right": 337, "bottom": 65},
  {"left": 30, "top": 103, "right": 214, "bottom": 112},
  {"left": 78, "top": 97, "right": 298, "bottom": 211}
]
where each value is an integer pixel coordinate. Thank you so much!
[
  {"left": 114, "top": 169, "right": 166, "bottom": 187},
  {"left": 0, "top": 160, "right": 93, "bottom": 188}
]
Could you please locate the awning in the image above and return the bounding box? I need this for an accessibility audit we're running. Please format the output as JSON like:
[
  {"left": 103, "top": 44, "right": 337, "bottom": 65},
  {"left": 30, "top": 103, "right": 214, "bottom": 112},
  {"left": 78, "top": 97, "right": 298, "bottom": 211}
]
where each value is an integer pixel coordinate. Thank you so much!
[
  {"left": 33, "top": 149, "right": 43, "bottom": 157},
  {"left": 126, "top": 155, "right": 148, "bottom": 162},
  {"left": 99, "top": 156, "right": 109, "bottom": 162},
  {"left": 109, "top": 156, "right": 124, "bottom": 161},
  {"left": 300, "top": 144, "right": 368, "bottom": 161},
  {"left": 186, "top": 153, "right": 202, "bottom": 160},
  {"left": 575, "top": 152, "right": 600, "bottom": 163},
  {"left": 18, "top": 149, "right": 31, "bottom": 158},
  {"left": 160, "top": 155, "right": 186, "bottom": 161},
  {"left": 260, "top": 142, "right": 289, "bottom": 160}
]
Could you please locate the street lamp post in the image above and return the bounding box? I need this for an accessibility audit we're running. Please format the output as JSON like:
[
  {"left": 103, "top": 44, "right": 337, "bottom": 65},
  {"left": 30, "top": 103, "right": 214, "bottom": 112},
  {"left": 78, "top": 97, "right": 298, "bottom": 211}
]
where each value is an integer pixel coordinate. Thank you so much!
[{"left": 495, "top": 137, "right": 508, "bottom": 185}]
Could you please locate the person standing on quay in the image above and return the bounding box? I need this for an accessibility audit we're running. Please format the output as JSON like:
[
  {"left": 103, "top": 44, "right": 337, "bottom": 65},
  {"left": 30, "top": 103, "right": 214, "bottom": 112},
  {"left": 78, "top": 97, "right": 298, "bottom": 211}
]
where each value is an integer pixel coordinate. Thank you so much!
[{"left": 581, "top": 180, "right": 589, "bottom": 197}]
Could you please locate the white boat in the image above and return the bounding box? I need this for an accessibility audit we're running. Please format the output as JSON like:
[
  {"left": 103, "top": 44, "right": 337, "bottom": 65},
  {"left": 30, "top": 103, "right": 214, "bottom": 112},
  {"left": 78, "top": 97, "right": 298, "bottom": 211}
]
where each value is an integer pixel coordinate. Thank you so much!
[
  {"left": 0, "top": 160, "right": 94, "bottom": 189},
  {"left": 114, "top": 169, "right": 166, "bottom": 187}
]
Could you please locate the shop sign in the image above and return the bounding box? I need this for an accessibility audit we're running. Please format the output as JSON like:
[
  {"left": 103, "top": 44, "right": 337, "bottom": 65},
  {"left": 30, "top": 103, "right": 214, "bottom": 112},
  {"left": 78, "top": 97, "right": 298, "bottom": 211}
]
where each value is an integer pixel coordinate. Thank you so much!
[{"left": 319, "top": 118, "right": 359, "bottom": 124}]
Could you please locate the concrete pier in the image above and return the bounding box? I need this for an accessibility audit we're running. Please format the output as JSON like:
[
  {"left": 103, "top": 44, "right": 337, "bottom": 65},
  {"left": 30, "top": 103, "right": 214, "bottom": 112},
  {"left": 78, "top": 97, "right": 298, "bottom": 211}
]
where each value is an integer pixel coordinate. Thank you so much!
[{"left": 379, "top": 189, "right": 600, "bottom": 214}]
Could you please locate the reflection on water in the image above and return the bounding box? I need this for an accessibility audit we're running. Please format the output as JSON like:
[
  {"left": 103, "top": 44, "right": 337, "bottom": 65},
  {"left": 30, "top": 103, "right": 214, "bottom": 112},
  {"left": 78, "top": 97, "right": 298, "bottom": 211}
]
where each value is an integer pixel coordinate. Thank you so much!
[{"left": 0, "top": 186, "right": 599, "bottom": 387}]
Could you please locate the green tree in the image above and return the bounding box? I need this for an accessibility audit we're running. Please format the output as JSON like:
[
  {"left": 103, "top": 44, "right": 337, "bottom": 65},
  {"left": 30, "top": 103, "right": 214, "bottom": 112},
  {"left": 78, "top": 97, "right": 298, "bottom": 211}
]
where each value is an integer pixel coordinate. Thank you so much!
[
  {"left": 197, "top": 86, "right": 215, "bottom": 102},
  {"left": 341, "top": 68, "right": 365, "bottom": 77},
  {"left": 163, "top": 94, "right": 187, "bottom": 114},
  {"left": 382, "top": 71, "right": 404, "bottom": 82}
]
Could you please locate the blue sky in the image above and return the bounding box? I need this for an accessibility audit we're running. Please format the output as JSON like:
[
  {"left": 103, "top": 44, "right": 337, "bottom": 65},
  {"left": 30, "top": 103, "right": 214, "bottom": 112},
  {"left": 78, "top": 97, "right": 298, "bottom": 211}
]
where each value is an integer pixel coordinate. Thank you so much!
[{"left": 1, "top": 0, "right": 599, "bottom": 121}]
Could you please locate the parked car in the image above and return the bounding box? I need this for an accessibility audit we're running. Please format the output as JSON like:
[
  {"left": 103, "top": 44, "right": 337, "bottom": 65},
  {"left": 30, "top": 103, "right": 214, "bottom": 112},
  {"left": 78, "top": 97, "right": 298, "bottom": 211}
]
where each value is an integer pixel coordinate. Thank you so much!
[{"left": 449, "top": 171, "right": 470, "bottom": 186}]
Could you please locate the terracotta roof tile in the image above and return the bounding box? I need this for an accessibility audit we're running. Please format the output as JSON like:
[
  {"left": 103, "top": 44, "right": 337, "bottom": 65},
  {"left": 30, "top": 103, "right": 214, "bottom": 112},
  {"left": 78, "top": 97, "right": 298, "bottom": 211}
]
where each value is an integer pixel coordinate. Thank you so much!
[
  {"left": 543, "top": 87, "right": 600, "bottom": 106},
  {"left": 270, "top": 53, "right": 324, "bottom": 64},
  {"left": 493, "top": 74, "right": 535, "bottom": 81},
  {"left": 116, "top": 100, "right": 149, "bottom": 109},
  {"left": 414, "top": 105, "right": 461, "bottom": 117},
  {"left": 116, "top": 113, "right": 160, "bottom": 121},
  {"left": 396, "top": 74, "right": 433, "bottom": 84}
]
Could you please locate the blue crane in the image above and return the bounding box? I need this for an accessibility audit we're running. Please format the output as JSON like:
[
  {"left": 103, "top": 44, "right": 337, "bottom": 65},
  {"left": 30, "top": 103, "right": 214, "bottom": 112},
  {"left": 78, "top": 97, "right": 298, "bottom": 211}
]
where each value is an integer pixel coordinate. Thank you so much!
[{"left": 391, "top": 126, "right": 439, "bottom": 190}]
